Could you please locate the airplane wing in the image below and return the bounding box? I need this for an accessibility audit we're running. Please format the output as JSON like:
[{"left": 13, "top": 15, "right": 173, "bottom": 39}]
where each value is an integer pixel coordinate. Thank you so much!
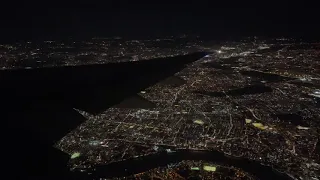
[{"left": 1, "top": 52, "right": 206, "bottom": 179}]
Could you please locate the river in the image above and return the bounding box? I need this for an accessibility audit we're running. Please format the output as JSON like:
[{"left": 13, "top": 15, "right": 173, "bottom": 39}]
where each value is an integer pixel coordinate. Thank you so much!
[{"left": 87, "top": 149, "right": 292, "bottom": 179}]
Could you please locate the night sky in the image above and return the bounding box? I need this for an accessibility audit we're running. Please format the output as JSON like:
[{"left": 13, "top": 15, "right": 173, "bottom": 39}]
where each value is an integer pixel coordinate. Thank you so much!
[{"left": 1, "top": 1, "right": 319, "bottom": 41}]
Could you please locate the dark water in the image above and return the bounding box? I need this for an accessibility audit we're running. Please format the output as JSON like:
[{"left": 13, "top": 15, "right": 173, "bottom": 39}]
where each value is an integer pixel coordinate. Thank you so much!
[
  {"left": 195, "top": 84, "right": 273, "bottom": 97},
  {"left": 89, "top": 149, "right": 292, "bottom": 180},
  {"left": 0, "top": 52, "right": 206, "bottom": 114},
  {"left": 0, "top": 52, "right": 206, "bottom": 179}
]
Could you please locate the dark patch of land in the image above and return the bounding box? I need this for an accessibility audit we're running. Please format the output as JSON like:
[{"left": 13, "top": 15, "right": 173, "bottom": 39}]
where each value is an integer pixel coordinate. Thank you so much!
[
  {"left": 227, "top": 84, "right": 273, "bottom": 96},
  {"left": 194, "top": 91, "right": 226, "bottom": 97},
  {"left": 287, "top": 44, "right": 320, "bottom": 50},
  {"left": 220, "top": 56, "right": 240, "bottom": 63},
  {"left": 202, "top": 56, "right": 241, "bottom": 70},
  {"left": 272, "top": 113, "right": 309, "bottom": 126},
  {"left": 289, "top": 80, "right": 320, "bottom": 89},
  {"left": 240, "top": 70, "right": 295, "bottom": 82},
  {"left": 158, "top": 76, "right": 186, "bottom": 87},
  {"left": 194, "top": 84, "right": 273, "bottom": 97},
  {"left": 202, "top": 62, "right": 231, "bottom": 70},
  {"left": 316, "top": 98, "right": 320, "bottom": 108},
  {"left": 113, "top": 94, "right": 156, "bottom": 108},
  {"left": 256, "top": 45, "right": 284, "bottom": 54},
  {"left": 0, "top": 52, "right": 206, "bottom": 179}
]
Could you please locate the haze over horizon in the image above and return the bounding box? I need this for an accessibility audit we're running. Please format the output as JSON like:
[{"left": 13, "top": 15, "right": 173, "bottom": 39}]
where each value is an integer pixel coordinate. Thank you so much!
[{"left": 1, "top": 2, "right": 319, "bottom": 42}]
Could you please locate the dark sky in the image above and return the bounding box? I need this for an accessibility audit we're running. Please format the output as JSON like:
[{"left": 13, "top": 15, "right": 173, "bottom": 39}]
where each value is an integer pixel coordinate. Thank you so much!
[{"left": 1, "top": 1, "right": 319, "bottom": 41}]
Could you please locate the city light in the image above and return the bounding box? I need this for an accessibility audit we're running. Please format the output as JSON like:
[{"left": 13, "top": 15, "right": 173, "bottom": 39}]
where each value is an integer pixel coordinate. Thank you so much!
[{"left": 1, "top": 36, "right": 317, "bottom": 179}]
